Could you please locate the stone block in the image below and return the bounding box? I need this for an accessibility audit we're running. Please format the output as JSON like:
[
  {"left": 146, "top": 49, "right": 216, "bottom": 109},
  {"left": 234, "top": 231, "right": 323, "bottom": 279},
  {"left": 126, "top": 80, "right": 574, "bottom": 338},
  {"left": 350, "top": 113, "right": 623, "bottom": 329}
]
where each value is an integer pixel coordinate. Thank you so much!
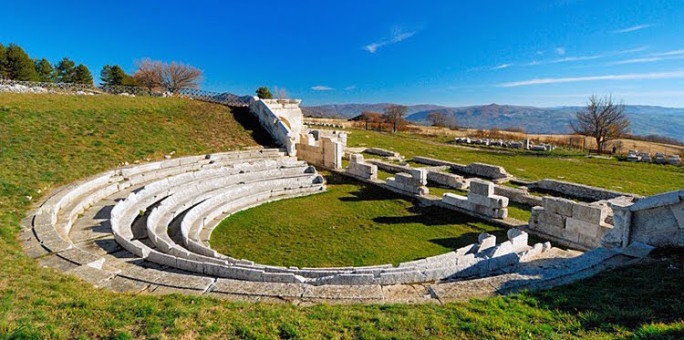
[
  {"left": 467, "top": 192, "right": 509, "bottom": 208},
  {"left": 539, "top": 211, "right": 565, "bottom": 229},
  {"left": 566, "top": 217, "right": 600, "bottom": 238},
  {"left": 478, "top": 233, "right": 496, "bottom": 251},
  {"left": 572, "top": 203, "right": 608, "bottom": 224},
  {"left": 470, "top": 179, "right": 494, "bottom": 196},
  {"left": 543, "top": 197, "right": 574, "bottom": 217},
  {"left": 507, "top": 228, "right": 528, "bottom": 248}
]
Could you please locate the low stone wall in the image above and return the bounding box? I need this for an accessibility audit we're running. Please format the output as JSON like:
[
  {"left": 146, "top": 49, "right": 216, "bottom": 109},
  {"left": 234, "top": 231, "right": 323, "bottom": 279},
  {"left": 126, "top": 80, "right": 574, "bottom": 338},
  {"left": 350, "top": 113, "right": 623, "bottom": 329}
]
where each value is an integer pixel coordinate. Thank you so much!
[
  {"left": 605, "top": 190, "right": 684, "bottom": 248},
  {"left": 494, "top": 185, "right": 543, "bottom": 207},
  {"left": 366, "top": 159, "right": 411, "bottom": 174},
  {"left": 385, "top": 168, "right": 429, "bottom": 196},
  {"left": 427, "top": 171, "right": 470, "bottom": 190},
  {"left": 412, "top": 156, "right": 510, "bottom": 182},
  {"left": 529, "top": 196, "right": 612, "bottom": 249},
  {"left": 296, "top": 131, "right": 345, "bottom": 170},
  {"left": 442, "top": 179, "right": 509, "bottom": 219},
  {"left": 347, "top": 154, "right": 378, "bottom": 180},
  {"left": 533, "top": 179, "right": 633, "bottom": 201},
  {"left": 248, "top": 98, "right": 304, "bottom": 155},
  {"left": 365, "top": 147, "right": 401, "bottom": 158}
]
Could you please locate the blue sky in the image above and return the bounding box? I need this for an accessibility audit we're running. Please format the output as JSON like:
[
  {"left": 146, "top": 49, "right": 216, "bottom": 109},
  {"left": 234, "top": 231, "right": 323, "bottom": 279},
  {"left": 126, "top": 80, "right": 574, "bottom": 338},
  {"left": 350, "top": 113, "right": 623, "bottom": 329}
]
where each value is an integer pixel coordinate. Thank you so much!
[{"left": 3, "top": 1, "right": 684, "bottom": 107}]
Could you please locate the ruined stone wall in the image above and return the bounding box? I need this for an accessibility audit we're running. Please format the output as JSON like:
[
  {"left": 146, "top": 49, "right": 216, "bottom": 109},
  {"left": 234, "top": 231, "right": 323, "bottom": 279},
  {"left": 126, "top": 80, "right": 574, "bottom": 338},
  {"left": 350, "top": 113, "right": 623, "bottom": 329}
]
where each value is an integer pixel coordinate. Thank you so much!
[
  {"left": 412, "top": 156, "right": 510, "bottom": 182},
  {"left": 442, "top": 179, "right": 509, "bottom": 219},
  {"left": 606, "top": 190, "right": 684, "bottom": 248},
  {"left": 529, "top": 196, "right": 612, "bottom": 249},
  {"left": 248, "top": 98, "right": 304, "bottom": 155},
  {"left": 347, "top": 154, "right": 378, "bottom": 180},
  {"left": 295, "top": 130, "right": 345, "bottom": 170},
  {"left": 384, "top": 168, "right": 429, "bottom": 196},
  {"left": 534, "top": 179, "right": 632, "bottom": 201},
  {"left": 494, "top": 185, "right": 543, "bottom": 207}
]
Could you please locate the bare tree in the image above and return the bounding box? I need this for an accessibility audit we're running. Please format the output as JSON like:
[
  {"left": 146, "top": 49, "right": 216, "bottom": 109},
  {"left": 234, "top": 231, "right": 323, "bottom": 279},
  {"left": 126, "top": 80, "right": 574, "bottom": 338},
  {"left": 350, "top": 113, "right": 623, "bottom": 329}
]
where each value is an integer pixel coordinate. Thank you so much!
[
  {"left": 426, "top": 111, "right": 447, "bottom": 127},
  {"left": 273, "top": 86, "right": 288, "bottom": 101},
  {"left": 359, "top": 111, "right": 382, "bottom": 130},
  {"left": 571, "top": 95, "right": 630, "bottom": 153},
  {"left": 164, "top": 62, "right": 202, "bottom": 92},
  {"left": 133, "top": 59, "right": 202, "bottom": 93},
  {"left": 133, "top": 59, "right": 164, "bottom": 92},
  {"left": 383, "top": 104, "right": 407, "bottom": 133}
]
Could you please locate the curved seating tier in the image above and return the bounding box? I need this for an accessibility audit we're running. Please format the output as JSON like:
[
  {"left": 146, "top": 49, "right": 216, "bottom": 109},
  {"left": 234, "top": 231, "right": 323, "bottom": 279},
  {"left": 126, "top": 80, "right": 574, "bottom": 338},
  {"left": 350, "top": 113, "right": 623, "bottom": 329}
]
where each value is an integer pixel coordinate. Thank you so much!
[{"left": 21, "top": 148, "right": 629, "bottom": 302}]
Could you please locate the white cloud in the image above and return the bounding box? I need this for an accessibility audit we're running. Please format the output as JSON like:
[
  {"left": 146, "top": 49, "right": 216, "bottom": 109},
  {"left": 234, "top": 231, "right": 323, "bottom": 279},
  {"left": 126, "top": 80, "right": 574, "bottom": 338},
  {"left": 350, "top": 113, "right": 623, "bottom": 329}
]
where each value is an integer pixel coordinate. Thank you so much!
[
  {"left": 608, "top": 57, "right": 663, "bottom": 65},
  {"left": 364, "top": 27, "right": 417, "bottom": 53},
  {"left": 498, "top": 70, "right": 684, "bottom": 87},
  {"left": 609, "top": 53, "right": 684, "bottom": 65},
  {"left": 616, "top": 46, "right": 648, "bottom": 54},
  {"left": 649, "top": 49, "right": 684, "bottom": 57},
  {"left": 612, "top": 24, "right": 652, "bottom": 34},
  {"left": 492, "top": 63, "right": 511, "bottom": 70},
  {"left": 549, "top": 54, "right": 603, "bottom": 63},
  {"left": 311, "top": 85, "right": 333, "bottom": 91},
  {"left": 344, "top": 85, "right": 356, "bottom": 90},
  {"left": 555, "top": 47, "right": 566, "bottom": 55}
]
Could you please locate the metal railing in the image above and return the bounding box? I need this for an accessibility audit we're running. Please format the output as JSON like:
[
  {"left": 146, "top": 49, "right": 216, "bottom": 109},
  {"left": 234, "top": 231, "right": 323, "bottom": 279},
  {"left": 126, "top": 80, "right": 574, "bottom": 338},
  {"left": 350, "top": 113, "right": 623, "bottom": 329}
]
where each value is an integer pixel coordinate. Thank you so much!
[{"left": 0, "top": 79, "right": 251, "bottom": 107}]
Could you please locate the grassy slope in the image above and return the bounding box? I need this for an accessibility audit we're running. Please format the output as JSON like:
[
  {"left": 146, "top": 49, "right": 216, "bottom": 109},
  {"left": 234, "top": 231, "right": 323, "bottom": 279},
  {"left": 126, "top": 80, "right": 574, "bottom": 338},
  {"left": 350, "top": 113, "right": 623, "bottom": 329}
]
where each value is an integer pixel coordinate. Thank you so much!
[
  {"left": 348, "top": 129, "right": 684, "bottom": 196},
  {"left": 0, "top": 94, "right": 682, "bottom": 338},
  {"left": 211, "top": 173, "right": 504, "bottom": 267}
]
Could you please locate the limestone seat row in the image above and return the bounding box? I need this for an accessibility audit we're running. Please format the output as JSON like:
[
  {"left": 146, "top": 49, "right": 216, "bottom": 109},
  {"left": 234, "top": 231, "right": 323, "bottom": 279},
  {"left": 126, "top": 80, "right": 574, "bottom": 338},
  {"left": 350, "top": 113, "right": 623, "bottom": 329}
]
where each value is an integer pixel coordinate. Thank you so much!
[{"left": 28, "top": 149, "right": 288, "bottom": 255}]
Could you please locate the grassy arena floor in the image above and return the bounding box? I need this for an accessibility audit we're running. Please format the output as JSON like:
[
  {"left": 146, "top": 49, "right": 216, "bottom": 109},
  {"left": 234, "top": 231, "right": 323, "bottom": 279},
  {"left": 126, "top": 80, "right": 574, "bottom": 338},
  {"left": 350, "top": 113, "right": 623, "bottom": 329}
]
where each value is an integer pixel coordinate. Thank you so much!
[
  {"left": 211, "top": 173, "right": 505, "bottom": 267},
  {"left": 0, "top": 94, "right": 682, "bottom": 338}
]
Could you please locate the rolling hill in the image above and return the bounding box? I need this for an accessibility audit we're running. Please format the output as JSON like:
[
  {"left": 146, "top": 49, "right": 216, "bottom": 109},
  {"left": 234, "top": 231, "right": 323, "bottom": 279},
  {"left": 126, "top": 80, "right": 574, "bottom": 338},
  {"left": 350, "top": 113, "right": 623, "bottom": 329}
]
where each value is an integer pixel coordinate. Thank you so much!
[{"left": 302, "top": 103, "right": 684, "bottom": 140}]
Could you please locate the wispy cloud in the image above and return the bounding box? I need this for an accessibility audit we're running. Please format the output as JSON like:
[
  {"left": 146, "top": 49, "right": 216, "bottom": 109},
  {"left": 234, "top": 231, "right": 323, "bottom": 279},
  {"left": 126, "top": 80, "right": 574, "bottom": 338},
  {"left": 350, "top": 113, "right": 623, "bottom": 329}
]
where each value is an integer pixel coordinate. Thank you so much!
[
  {"left": 555, "top": 47, "right": 566, "bottom": 55},
  {"left": 649, "top": 49, "right": 684, "bottom": 57},
  {"left": 612, "top": 24, "right": 652, "bottom": 34},
  {"left": 311, "top": 85, "right": 333, "bottom": 91},
  {"left": 498, "top": 70, "right": 684, "bottom": 87},
  {"left": 617, "top": 46, "right": 648, "bottom": 54},
  {"left": 344, "top": 85, "right": 356, "bottom": 90},
  {"left": 492, "top": 63, "right": 511, "bottom": 70},
  {"left": 608, "top": 57, "right": 662, "bottom": 65},
  {"left": 488, "top": 46, "right": 645, "bottom": 71},
  {"left": 364, "top": 27, "right": 417, "bottom": 53}
]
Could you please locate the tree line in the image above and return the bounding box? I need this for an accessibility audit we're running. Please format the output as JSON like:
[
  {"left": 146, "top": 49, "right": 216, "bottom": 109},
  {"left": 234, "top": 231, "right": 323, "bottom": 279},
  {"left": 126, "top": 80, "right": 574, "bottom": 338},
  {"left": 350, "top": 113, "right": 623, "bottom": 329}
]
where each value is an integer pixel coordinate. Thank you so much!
[
  {"left": 0, "top": 42, "right": 203, "bottom": 92},
  {"left": 0, "top": 42, "right": 93, "bottom": 84}
]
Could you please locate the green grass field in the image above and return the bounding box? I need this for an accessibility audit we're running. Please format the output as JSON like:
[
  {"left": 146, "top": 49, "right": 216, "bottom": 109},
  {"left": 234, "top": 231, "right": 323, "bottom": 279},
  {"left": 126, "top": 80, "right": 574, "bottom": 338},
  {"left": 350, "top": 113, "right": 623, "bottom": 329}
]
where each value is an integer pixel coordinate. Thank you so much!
[
  {"left": 0, "top": 94, "right": 682, "bottom": 338},
  {"left": 211, "top": 173, "right": 505, "bottom": 267},
  {"left": 348, "top": 129, "right": 684, "bottom": 196}
]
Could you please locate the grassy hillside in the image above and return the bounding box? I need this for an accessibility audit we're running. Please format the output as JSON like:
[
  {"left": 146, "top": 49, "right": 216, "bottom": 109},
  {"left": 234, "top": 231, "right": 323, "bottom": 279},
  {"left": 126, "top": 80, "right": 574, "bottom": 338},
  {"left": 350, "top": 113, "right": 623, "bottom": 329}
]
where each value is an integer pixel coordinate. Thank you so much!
[
  {"left": 348, "top": 129, "right": 684, "bottom": 196},
  {"left": 0, "top": 94, "right": 682, "bottom": 338}
]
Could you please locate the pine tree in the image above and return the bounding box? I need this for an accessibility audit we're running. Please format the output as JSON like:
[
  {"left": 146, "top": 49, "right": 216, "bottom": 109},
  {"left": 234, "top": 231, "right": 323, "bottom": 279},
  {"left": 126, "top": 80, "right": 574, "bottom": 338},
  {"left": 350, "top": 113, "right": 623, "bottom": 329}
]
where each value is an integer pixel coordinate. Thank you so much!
[
  {"left": 256, "top": 86, "right": 273, "bottom": 99},
  {"left": 73, "top": 64, "right": 93, "bottom": 85},
  {"left": 100, "top": 64, "right": 130, "bottom": 85},
  {"left": 5, "top": 43, "right": 39, "bottom": 81},
  {"left": 34, "top": 58, "right": 54, "bottom": 82},
  {"left": 55, "top": 57, "right": 76, "bottom": 83},
  {"left": 0, "top": 43, "right": 7, "bottom": 79}
]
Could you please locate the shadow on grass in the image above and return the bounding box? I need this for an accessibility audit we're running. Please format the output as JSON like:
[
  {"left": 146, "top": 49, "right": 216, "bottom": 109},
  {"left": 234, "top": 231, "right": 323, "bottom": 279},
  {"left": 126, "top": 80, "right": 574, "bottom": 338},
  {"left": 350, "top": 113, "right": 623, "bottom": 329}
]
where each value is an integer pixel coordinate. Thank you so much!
[{"left": 527, "top": 256, "right": 684, "bottom": 337}]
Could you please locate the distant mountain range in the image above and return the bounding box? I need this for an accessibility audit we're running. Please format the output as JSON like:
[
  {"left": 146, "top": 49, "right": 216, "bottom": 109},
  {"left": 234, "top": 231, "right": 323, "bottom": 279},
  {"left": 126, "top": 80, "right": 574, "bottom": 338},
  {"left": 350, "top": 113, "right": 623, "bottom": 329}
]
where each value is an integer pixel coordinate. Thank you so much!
[{"left": 301, "top": 103, "right": 684, "bottom": 140}]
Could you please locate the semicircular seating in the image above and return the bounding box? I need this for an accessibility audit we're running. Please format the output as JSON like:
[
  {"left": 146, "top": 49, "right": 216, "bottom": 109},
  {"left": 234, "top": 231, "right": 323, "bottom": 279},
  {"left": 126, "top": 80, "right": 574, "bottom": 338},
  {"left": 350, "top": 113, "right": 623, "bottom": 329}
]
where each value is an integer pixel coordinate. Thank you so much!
[{"left": 23, "top": 148, "right": 613, "bottom": 302}]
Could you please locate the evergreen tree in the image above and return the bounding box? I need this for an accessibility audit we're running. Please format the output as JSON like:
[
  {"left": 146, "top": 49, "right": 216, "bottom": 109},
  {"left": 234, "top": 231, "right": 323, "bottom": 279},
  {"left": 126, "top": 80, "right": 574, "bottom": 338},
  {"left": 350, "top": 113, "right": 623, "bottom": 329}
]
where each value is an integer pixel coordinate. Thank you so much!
[
  {"left": 100, "top": 64, "right": 131, "bottom": 86},
  {"left": 34, "top": 58, "right": 55, "bottom": 82},
  {"left": 73, "top": 64, "right": 93, "bottom": 85},
  {"left": 5, "top": 43, "right": 39, "bottom": 81},
  {"left": 256, "top": 86, "right": 273, "bottom": 99},
  {"left": 55, "top": 57, "right": 76, "bottom": 83},
  {"left": 0, "top": 43, "right": 7, "bottom": 79}
]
